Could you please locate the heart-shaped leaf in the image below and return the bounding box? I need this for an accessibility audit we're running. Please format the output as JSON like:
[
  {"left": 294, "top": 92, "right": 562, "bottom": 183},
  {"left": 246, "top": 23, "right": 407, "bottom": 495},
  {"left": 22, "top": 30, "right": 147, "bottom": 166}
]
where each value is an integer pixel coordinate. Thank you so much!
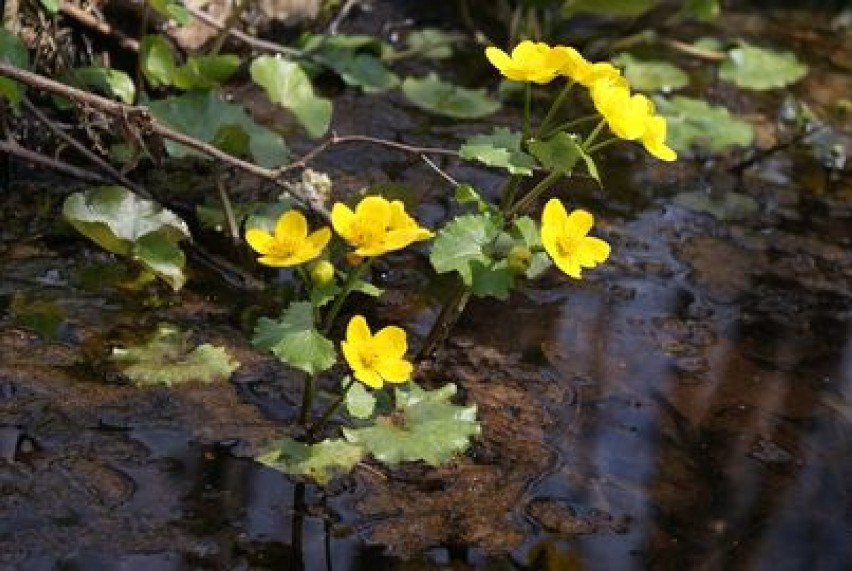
[
  {"left": 613, "top": 53, "right": 689, "bottom": 92},
  {"left": 430, "top": 213, "right": 502, "bottom": 285},
  {"left": 654, "top": 95, "right": 754, "bottom": 153},
  {"left": 719, "top": 42, "right": 807, "bottom": 90},
  {"left": 257, "top": 437, "right": 364, "bottom": 484},
  {"left": 402, "top": 74, "right": 500, "bottom": 119},
  {"left": 459, "top": 127, "right": 536, "bottom": 176},
  {"left": 252, "top": 301, "right": 336, "bottom": 376}
]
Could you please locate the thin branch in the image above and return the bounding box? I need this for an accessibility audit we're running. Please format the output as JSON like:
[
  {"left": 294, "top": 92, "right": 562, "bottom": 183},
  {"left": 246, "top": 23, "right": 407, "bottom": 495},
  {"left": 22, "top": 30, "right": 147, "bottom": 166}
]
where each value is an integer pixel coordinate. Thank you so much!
[
  {"left": 664, "top": 38, "right": 726, "bottom": 62},
  {"left": 182, "top": 4, "right": 303, "bottom": 58},
  {"left": 59, "top": 1, "right": 140, "bottom": 52},
  {"left": 0, "top": 139, "right": 109, "bottom": 183},
  {"left": 22, "top": 97, "right": 150, "bottom": 197}
]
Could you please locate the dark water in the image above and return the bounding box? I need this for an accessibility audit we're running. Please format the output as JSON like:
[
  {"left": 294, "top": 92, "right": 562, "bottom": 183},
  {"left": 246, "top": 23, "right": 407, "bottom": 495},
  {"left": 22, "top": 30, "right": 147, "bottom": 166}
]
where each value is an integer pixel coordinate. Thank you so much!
[{"left": 1, "top": 4, "right": 851, "bottom": 571}]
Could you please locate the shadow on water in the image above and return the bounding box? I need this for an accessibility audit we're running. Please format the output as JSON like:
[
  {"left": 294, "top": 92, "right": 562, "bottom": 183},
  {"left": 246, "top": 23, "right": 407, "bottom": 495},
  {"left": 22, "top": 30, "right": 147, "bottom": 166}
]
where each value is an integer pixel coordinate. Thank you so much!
[{"left": 1, "top": 4, "right": 851, "bottom": 571}]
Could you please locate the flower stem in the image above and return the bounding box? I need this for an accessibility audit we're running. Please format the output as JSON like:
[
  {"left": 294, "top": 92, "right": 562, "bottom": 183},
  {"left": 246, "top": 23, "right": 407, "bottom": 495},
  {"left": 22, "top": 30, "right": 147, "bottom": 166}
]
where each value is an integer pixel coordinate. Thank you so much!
[
  {"left": 541, "top": 114, "right": 600, "bottom": 140},
  {"left": 583, "top": 118, "right": 608, "bottom": 149},
  {"left": 586, "top": 137, "right": 619, "bottom": 154},
  {"left": 307, "top": 376, "right": 357, "bottom": 440},
  {"left": 536, "top": 81, "right": 575, "bottom": 139},
  {"left": 321, "top": 258, "right": 372, "bottom": 334},
  {"left": 299, "top": 373, "right": 315, "bottom": 427},
  {"left": 417, "top": 281, "right": 472, "bottom": 361},
  {"left": 523, "top": 83, "right": 532, "bottom": 141},
  {"left": 509, "top": 170, "right": 564, "bottom": 217},
  {"left": 499, "top": 174, "right": 522, "bottom": 213}
]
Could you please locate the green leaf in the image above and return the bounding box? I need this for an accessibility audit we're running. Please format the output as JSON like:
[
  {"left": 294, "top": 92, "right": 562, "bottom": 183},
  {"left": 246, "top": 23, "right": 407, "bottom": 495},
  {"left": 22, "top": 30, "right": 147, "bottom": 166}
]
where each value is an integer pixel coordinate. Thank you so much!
[
  {"left": 257, "top": 437, "right": 364, "bottom": 485},
  {"left": 528, "top": 132, "right": 582, "bottom": 174},
  {"left": 148, "top": 90, "right": 289, "bottom": 167},
  {"left": 310, "top": 279, "right": 341, "bottom": 308},
  {"left": 430, "top": 213, "right": 502, "bottom": 285},
  {"left": 345, "top": 379, "right": 376, "bottom": 419},
  {"left": 405, "top": 28, "right": 462, "bottom": 59},
  {"left": 250, "top": 55, "right": 332, "bottom": 138},
  {"left": 252, "top": 301, "right": 336, "bottom": 376},
  {"left": 459, "top": 127, "right": 536, "bottom": 176},
  {"left": 402, "top": 74, "right": 500, "bottom": 119},
  {"left": 679, "top": 0, "right": 719, "bottom": 21},
  {"left": 60, "top": 66, "right": 135, "bottom": 104},
  {"left": 111, "top": 324, "right": 239, "bottom": 386},
  {"left": 63, "top": 186, "right": 190, "bottom": 289},
  {"left": 140, "top": 35, "right": 177, "bottom": 87},
  {"left": 38, "top": 0, "right": 59, "bottom": 13},
  {"left": 613, "top": 53, "right": 689, "bottom": 92},
  {"left": 654, "top": 96, "right": 754, "bottom": 153},
  {"left": 315, "top": 48, "right": 399, "bottom": 93},
  {"left": 454, "top": 184, "right": 490, "bottom": 213},
  {"left": 351, "top": 279, "right": 383, "bottom": 298},
  {"left": 562, "top": 0, "right": 659, "bottom": 17},
  {"left": 470, "top": 260, "right": 514, "bottom": 300},
  {"left": 673, "top": 190, "right": 759, "bottom": 221},
  {"left": 343, "top": 383, "right": 480, "bottom": 467},
  {"left": 719, "top": 42, "right": 807, "bottom": 90},
  {"left": 147, "top": 0, "right": 192, "bottom": 25},
  {"left": 511, "top": 216, "right": 551, "bottom": 279},
  {"left": 172, "top": 54, "right": 240, "bottom": 90},
  {"left": 0, "top": 29, "right": 29, "bottom": 108}
]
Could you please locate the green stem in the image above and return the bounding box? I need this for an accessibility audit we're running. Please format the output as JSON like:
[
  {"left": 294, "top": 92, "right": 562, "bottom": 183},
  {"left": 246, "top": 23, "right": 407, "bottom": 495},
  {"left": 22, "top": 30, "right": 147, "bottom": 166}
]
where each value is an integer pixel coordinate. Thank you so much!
[
  {"left": 307, "top": 376, "right": 357, "bottom": 440},
  {"left": 541, "top": 114, "right": 600, "bottom": 140},
  {"left": 584, "top": 118, "right": 607, "bottom": 149},
  {"left": 299, "top": 374, "right": 316, "bottom": 427},
  {"left": 522, "top": 83, "right": 532, "bottom": 141},
  {"left": 321, "top": 258, "right": 372, "bottom": 334},
  {"left": 536, "top": 81, "right": 575, "bottom": 139},
  {"left": 509, "top": 170, "right": 564, "bottom": 217},
  {"left": 417, "top": 281, "right": 472, "bottom": 361},
  {"left": 586, "top": 137, "right": 619, "bottom": 154},
  {"left": 499, "top": 174, "right": 522, "bottom": 213}
]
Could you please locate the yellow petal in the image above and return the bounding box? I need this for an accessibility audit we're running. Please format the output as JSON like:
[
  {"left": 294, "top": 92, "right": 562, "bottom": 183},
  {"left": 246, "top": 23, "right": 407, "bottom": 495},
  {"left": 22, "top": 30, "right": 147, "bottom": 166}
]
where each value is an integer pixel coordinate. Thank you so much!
[
  {"left": 376, "top": 357, "right": 413, "bottom": 383},
  {"left": 276, "top": 209, "right": 308, "bottom": 240},
  {"left": 373, "top": 325, "right": 408, "bottom": 358},
  {"left": 355, "top": 196, "right": 392, "bottom": 228},
  {"left": 485, "top": 46, "right": 512, "bottom": 73},
  {"left": 331, "top": 203, "right": 355, "bottom": 240},
  {"left": 345, "top": 315, "right": 372, "bottom": 346},
  {"left": 257, "top": 254, "right": 298, "bottom": 267},
  {"left": 552, "top": 254, "right": 582, "bottom": 279},
  {"left": 352, "top": 365, "right": 384, "bottom": 389},
  {"left": 564, "top": 209, "right": 594, "bottom": 239},
  {"left": 245, "top": 228, "right": 274, "bottom": 255},
  {"left": 306, "top": 227, "right": 332, "bottom": 253},
  {"left": 577, "top": 236, "right": 611, "bottom": 267},
  {"left": 542, "top": 199, "right": 568, "bottom": 231}
]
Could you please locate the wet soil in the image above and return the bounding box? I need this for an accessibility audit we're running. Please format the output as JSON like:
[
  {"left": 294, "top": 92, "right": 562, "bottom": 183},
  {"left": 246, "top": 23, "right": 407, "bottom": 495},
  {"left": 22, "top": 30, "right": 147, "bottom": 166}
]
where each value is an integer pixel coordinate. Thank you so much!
[{"left": 1, "top": 3, "right": 851, "bottom": 571}]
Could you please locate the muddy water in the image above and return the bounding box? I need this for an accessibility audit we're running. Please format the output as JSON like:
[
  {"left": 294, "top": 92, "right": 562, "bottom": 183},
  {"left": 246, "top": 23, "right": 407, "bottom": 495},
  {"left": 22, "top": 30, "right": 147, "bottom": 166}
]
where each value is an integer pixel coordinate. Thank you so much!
[{"left": 2, "top": 5, "right": 852, "bottom": 571}]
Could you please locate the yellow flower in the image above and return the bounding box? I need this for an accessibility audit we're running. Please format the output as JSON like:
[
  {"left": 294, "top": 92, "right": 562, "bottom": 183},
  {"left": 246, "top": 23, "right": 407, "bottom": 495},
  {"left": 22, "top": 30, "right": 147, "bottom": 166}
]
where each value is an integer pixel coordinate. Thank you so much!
[
  {"left": 641, "top": 115, "right": 677, "bottom": 161},
  {"left": 555, "top": 49, "right": 627, "bottom": 89},
  {"left": 591, "top": 80, "right": 653, "bottom": 140},
  {"left": 245, "top": 210, "right": 331, "bottom": 267},
  {"left": 485, "top": 41, "right": 569, "bottom": 84},
  {"left": 331, "top": 196, "right": 433, "bottom": 257},
  {"left": 341, "top": 315, "right": 413, "bottom": 389},
  {"left": 540, "top": 199, "right": 610, "bottom": 279}
]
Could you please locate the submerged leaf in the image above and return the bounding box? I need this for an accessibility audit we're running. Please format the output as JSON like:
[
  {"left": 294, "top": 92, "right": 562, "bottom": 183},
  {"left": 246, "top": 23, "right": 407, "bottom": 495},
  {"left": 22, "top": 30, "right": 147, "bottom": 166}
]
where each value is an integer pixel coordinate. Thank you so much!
[
  {"left": 257, "top": 437, "right": 365, "bottom": 485},
  {"left": 405, "top": 28, "right": 462, "bottom": 59},
  {"left": 343, "top": 383, "right": 480, "bottom": 466},
  {"left": 613, "top": 53, "right": 689, "bottom": 92},
  {"left": 252, "top": 301, "right": 336, "bottom": 376},
  {"left": 111, "top": 324, "right": 239, "bottom": 386},
  {"left": 459, "top": 127, "right": 536, "bottom": 176},
  {"left": 654, "top": 96, "right": 754, "bottom": 154},
  {"left": 402, "top": 74, "right": 500, "bottom": 119},
  {"left": 719, "top": 42, "right": 807, "bottom": 90}
]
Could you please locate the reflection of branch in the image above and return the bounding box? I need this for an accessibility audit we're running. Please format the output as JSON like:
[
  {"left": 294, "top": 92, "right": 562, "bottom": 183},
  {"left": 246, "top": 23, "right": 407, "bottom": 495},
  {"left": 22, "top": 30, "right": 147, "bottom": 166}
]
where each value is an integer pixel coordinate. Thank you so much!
[{"left": 0, "top": 139, "right": 108, "bottom": 183}]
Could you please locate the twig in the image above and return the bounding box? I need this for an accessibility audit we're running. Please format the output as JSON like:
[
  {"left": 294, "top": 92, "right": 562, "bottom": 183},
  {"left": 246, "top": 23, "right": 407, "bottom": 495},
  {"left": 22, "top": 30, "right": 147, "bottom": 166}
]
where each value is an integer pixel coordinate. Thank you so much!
[
  {"left": 420, "top": 153, "right": 459, "bottom": 187},
  {"left": 59, "top": 1, "right": 140, "bottom": 52},
  {"left": 664, "top": 38, "right": 726, "bottom": 62},
  {"left": 0, "top": 139, "right": 109, "bottom": 183},
  {"left": 182, "top": 4, "right": 303, "bottom": 58},
  {"left": 215, "top": 172, "right": 240, "bottom": 242},
  {"left": 22, "top": 97, "right": 150, "bottom": 197},
  {"left": 328, "top": 0, "right": 359, "bottom": 35}
]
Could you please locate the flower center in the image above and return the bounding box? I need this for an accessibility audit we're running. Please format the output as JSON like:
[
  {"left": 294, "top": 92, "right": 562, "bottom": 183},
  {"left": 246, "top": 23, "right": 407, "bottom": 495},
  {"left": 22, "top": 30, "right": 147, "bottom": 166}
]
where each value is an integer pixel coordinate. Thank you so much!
[
  {"left": 555, "top": 235, "right": 579, "bottom": 259},
  {"left": 269, "top": 236, "right": 299, "bottom": 258},
  {"left": 359, "top": 346, "right": 380, "bottom": 369}
]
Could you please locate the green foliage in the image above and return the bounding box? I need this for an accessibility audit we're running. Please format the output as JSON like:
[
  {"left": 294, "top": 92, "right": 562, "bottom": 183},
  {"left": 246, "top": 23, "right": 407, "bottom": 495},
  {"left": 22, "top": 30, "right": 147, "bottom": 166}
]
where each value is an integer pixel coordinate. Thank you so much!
[
  {"left": 402, "top": 74, "right": 501, "bottom": 119},
  {"left": 529, "top": 132, "right": 598, "bottom": 181},
  {"left": 405, "top": 29, "right": 462, "bottom": 60},
  {"left": 257, "top": 437, "right": 365, "bottom": 485},
  {"left": 511, "top": 216, "right": 551, "bottom": 279},
  {"left": 430, "top": 213, "right": 501, "bottom": 285},
  {"left": 140, "top": 35, "right": 176, "bottom": 87},
  {"left": 250, "top": 55, "right": 332, "bottom": 138},
  {"left": 252, "top": 301, "right": 337, "bottom": 376},
  {"left": 679, "top": 0, "right": 720, "bottom": 21},
  {"left": 613, "top": 53, "right": 689, "bottom": 92},
  {"left": 148, "top": 90, "right": 289, "bottom": 167},
  {"left": 654, "top": 96, "right": 754, "bottom": 154},
  {"left": 562, "top": 0, "right": 658, "bottom": 17},
  {"left": 59, "top": 66, "right": 136, "bottom": 104},
  {"left": 343, "top": 383, "right": 480, "bottom": 466},
  {"left": 147, "top": 0, "right": 192, "bottom": 25},
  {"left": 459, "top": 127, "right": 537, "bottom": 176},
  {"left": 303, "top": 34, "right": 399, "bottom": 93},
  {"left": 0, "top": 29, "right": 29, "bottom": 108},
  {"left": 172, "top": 55, "right": 241, "bottom": 90},
  {"left": 344, "top": 379, "right": 377, "bottom": 419},
  {"left": 9, "top": 294, "right": 65, "bottom": 340},
  {"left": 111, "top": 324, "right": 239, "bottom": 386},
  {"left": 62, "top": 186, "right": 191, "bottom": 289},
  {"left": 38, "top": 0, "right": 59, "bottom": 13},
  {"left": 719, "top": 42, "right": 808, "bottom": 90}
]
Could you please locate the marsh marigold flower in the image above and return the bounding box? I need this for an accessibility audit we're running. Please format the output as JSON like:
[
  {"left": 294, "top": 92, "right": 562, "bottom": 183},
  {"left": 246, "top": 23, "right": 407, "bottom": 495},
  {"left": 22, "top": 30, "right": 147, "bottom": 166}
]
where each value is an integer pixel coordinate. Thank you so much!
[
  {"left": 485, "top": 40, "right": 570, "bottom": 84},
  {"left": 341, "top": 315, "right": 413, "bottom": 389},
  {"left": 245, "top": 210, "right": 331, "bottom": 267},
  {"left": 331, "top": 196, "right": 433, "bottom": 257},
  {"left": 540, "top": 199, "right": 610, "bottom": 279}
]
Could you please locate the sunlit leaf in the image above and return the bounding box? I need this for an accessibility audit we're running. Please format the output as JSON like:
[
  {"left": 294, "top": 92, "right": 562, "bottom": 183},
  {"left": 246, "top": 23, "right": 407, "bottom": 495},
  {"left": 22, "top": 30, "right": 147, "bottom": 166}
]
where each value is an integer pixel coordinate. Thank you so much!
[
  {"left": 654, "top": 96, "right": 754, "bottom": 153},
  {"left": 613, "top": 53, "right": 689, "bottom": 92},
  {"left": 343, "top": 383, "right": 480, "bottom": 467},
  {"left": 257, "top": 437, "right": 364, "bottom": 485},
  {"left": 147, "top": 0, "right": 192, "bottom": 25},
  {"left": 402, "top": 74, "right": 500, "bottom": 119},
  {"left": 430, "top": 213, "right": 502, "bottom": 285},
  {"left": 719, "top": 42, "right": 807, "bottom": 91},
  {"left": 315, "top": 48, "right": 399, "bottom": 93},
  {"left": 459, "top": 127, "right": 536, "bottom": 176},
  {"left": 133, "top": 231, "right": 187, "bottom": 290},
  {"left": 405, "top": 28, "right": 462, "bottom": 59},
  {"left": 60, "top": 66, "right": 136, "bottom": 104},
  {"left": 38, "top": 0, "right": 59, "bottom": 13},
  {"left": 252, "top": 301, "right": 336, "bottom": 376},
  {"left": 0, "top": 29, "right": 29, "bottom": 108},
  {"left": 148, "top": 90, "right": 289, "bottom": 167},
  {"left": 528, "top": 132, "right": 584, "bottom": 174},
  {"left": 454, "top": 184, "right": 490, "bottom": 213},
  {"left": 111, "top": 324, "right": 239, "bottom": 386},
  {"left": 172, "top": 54, "right": 240, "bottom": 90},
  {"left": 250, "top": 55, "right": 332, "bottom": 138},
  {"left": 562, "top": 0, "right": 659, "bottom": 17},
  {"left": 140, "top": 35, "right": 176, "bottom": 87},
  {"left": 345, "top": 378, "right": 376, "bottom": 419}
]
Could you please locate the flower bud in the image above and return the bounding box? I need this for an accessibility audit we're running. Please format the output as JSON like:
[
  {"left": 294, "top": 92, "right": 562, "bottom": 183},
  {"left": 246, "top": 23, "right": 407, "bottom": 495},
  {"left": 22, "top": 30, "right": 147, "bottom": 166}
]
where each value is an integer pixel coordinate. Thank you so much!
[
  {"left": 506, "top": 245, "right": 532, "bottom": 274},
  {"left": 310, "top": 260, "right": 335, "bottom": 286}
]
